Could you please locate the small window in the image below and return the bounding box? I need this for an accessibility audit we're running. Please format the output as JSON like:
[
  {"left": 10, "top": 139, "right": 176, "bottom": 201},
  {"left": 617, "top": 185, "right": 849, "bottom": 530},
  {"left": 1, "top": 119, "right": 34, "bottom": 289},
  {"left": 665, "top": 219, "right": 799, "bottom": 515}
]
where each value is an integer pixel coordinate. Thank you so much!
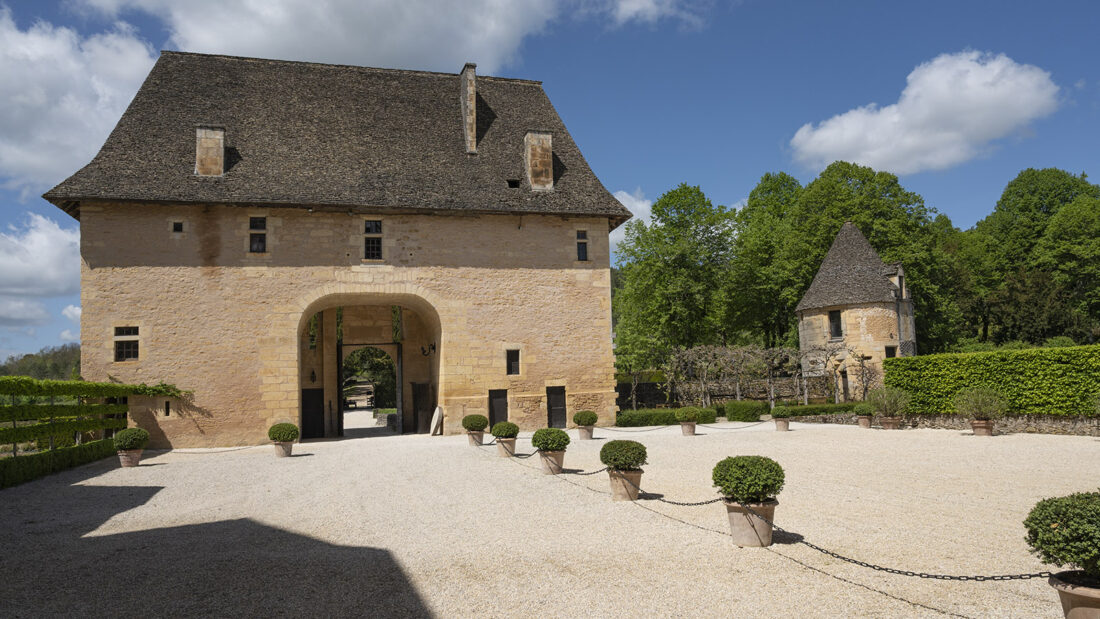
[
  {"left": 249, "top": 217, "right": 266, "bottom": 230},
  {"left": 114, "top": 340, "right": 139, "bottom": 362},
  {"left": 576, "top": 230, "right": 587, "bottom": 240},
  {"left": 828, "top": 310, "right": 843, "bottom": 339},
  {"left": 115, "top": 326, "right": 139, "bottom": 337},
  {"left": 885, "top": 346, "right": 897, "bottom": 358},
  {"left": 364, "top": 237, "right": 382, "bottom": 260},
  {"left": 164, "top": 401, "right": 171, "bottom": 417},
  {"left": 577, "top": 241, "right": 588, "bottom": 262},
  {"left": 506, "top": 349, "right": 520, "bottom": 375},
  {"left": 506, "top": 179, "right": 520, "bottom": 188},
  {"left": 250, "top": 233, "right": 267, "bottom": 253},
  {"left": 364, "top": 220, "right": 382, "bottom": 234},
  {"left": 172, "top": 221, "right": 184, "bottom": 233}
]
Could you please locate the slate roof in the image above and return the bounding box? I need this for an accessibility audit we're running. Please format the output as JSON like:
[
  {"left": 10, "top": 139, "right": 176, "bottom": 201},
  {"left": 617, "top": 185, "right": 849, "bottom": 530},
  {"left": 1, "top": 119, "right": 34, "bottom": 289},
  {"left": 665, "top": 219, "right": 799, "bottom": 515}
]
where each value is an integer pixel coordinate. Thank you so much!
[
  {"left": 795, "top": 222, "right": 900, "bottom": 312},
  {"left": 44, "top": 51, "right": 631, "bottom": 226}
]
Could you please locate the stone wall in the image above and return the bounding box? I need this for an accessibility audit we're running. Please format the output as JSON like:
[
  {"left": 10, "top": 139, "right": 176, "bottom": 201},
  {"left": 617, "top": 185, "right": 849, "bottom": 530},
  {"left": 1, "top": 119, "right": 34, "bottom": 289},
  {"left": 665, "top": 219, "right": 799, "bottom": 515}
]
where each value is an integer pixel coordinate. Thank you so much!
[
  {"left": 79, "top": 201, "right": 618, "bottom": 447},
  {"left": 793, "top": 413, "right": 1100, "bottom": 437},
  {"left": 798, "top": 302, "right": 911, "bottom": 399}
]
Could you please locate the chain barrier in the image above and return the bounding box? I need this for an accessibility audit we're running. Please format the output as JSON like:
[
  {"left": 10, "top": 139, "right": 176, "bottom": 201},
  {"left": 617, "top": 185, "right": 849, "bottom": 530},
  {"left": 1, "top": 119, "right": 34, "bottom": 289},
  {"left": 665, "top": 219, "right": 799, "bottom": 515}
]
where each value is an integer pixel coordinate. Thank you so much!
[
  {"left": 696, "top": 421, "right": 769, "bottom": 430},
  {"left": 619, "top": 475, "right": 725, "bottom": 506},
  {"left": 602, "top": 425, "right": 673, "bottom": 433}
]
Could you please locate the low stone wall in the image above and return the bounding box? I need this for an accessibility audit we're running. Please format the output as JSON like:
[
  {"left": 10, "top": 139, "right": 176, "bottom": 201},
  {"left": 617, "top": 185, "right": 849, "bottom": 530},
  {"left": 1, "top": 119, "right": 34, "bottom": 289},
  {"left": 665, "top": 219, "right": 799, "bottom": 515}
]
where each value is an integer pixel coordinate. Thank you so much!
[{"left": 792, "top": 413, "right": 1100, "bottom": 437}]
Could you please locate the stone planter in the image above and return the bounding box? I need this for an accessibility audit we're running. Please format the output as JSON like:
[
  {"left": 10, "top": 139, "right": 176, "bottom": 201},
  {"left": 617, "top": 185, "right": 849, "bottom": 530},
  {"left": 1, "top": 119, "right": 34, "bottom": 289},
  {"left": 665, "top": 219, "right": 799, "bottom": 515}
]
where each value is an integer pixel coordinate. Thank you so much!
[
  {"left": 680, "top": 421, "right": 696, "bottom": 436},
  {"left": 117, "top": 449, "right": 143, "bottom": 468},
  {"left": 496, "top": 438, "right": 516, "bottom": 457},
  {"left": 724, "top": 499, "right": 778, "bottom": 547},
  {"left": 857, "top": 415, "right": 872, "bottom": 429},
  {"left": 971, "top": 420, "right": 994, "bottom": 437},
  {"left": 273, "top": 442, "right": 293, "bottom": 458},
  {"left": 538, "top": 450, "right": 565, "bottom": 475},
  {"left": 1049, "top": 571, "right": 1100, "bottom": 618},
  {"left": 466, "top": 430, "right": 484, "bottom": 446},
  {"left": 880, "top": 417, "right": 902, "bottom": 430},
  {"left": 608, "top": 469, "right": 643, "bottom": 501},
  {"left": 578, "top": 425, "right": 594, "bottom": 440},
  {"left": 774, "top": 419, "right": 789, "bottom": 432}
]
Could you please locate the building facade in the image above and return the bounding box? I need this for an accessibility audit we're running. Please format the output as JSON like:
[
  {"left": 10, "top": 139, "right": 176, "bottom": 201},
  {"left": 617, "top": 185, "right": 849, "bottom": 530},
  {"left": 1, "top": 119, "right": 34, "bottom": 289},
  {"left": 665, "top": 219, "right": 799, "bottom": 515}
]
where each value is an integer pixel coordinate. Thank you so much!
[
  {"left": 44, "top": 52, "right": 629, "bottom": 447},
  {"left": 796, "top": 222, "right": 916, "bottom": 400}
]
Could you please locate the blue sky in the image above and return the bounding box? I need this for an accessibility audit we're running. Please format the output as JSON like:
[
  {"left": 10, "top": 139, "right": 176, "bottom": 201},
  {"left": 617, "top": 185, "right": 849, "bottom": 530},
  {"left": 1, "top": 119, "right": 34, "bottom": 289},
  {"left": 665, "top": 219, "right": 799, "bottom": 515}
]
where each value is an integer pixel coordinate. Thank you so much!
[{"left": 1, "top": 0, "right": 1098, "bottom": 358}]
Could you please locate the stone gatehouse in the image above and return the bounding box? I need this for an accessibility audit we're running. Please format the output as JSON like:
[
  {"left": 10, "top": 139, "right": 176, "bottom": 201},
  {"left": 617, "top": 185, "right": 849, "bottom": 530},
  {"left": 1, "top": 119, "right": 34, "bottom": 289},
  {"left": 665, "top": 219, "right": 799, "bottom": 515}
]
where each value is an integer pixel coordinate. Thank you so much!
[{"left": 44, "top": 51, "right": 630, "bottom": 447}]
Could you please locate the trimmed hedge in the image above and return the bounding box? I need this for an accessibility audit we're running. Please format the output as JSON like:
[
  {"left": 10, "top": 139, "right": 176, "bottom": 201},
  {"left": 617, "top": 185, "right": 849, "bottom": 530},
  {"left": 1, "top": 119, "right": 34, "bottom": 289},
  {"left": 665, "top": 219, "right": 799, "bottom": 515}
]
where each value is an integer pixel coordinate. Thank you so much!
[
  {"left": 0, "top": 439, "right": 116, "bottom": 489},
  {"left": 719, "top": 401, "right": 767, "bottom": 422},
  {"left": 114, "top": 428, "right": 150, "bottom": 450},
  {"left": 771, "top": 403, "right": 857, "bottom": 418},
  {"left": 1024, "top": 491, "right": 1100, "bottom": 579},
  {"left": 267, "top": 423, "right": 300, "bottom": 443},
  {"left": 461, "top": 414, "right": 488, "bottom": 432},
  {"left": 0, "top": 417, "right": 127, "bottom": 444},
  {"left": 490, "top": 421, "right": 519, "bottom": 439},
  {"left": 616, "top": 407, "right": 717, "bottom": 427},
  {"left": 600, "top": 440, "right": 647, "bottom": 470},
  {"left": 884, "top": 344, "right": 1100, "bottom": 417},
  {"left": 531, "top": 428, "right": 570, "bottom": 452},
  {"left": 0, "top": 404, "right": 128, "bottom": 423},
  {"left": 0, "top": 377, "right": 188, "bottom": 398},
  {"left": 573, "top": 410, "right": 598, "bottom": 427},
  {"left": 712, "top": 456, "right": 785, "bottom": 503}
]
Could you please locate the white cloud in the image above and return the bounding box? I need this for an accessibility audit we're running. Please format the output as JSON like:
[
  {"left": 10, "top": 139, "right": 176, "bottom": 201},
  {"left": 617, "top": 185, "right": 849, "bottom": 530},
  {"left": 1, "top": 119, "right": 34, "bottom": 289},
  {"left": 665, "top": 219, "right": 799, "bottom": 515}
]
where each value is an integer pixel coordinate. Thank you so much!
[
  {"left": 0, "top": 213, "right": 81, "bottom": 297},
  {"left": 59, "top": 328, "right": 80, "bottom": 342},
  {"left": 0, "top": 8, "right": 156, "bottom": 194},
  {"left": 611, "top": 188, "right": 653, "bottom": 251},
  {"left": 790, "top": 51, "right": 1060, "bottom": 175},
  {"left": 0, "top": 298, "right": 50, "bottom": 327},
  {"left": 606, "top": 0, "right": 702, "bottom": 26},
  {"left": 62, "top": 304, "right": 82, "bottom": 323}
]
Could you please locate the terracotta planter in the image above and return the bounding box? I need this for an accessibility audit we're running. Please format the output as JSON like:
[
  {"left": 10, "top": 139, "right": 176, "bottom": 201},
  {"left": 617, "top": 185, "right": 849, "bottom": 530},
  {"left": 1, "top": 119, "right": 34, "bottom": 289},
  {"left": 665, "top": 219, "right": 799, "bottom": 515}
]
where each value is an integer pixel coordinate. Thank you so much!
[
  {"left": 880, "top": 417, "right": 902, "bottom": 430},
  {"left": 857, "top": 415, "right": 872, "bottom": 429},
  {"left": 538, "top": 450, "right": 565, "bottom": 475},
  {"left": 608, "top": 469, "right": 643, "bottom": 501},
  {"left": 774, "top": 419, "right": 789, "bottom": 432},
  {"left": 680, "top": 421, "right": 697, "bottom": 436},
  {"left": 466, "top": 430, "right": 484, "bottom": 446},
  {"left": 1049, "top": 571, "right": 1100, "bottom": 618},
  {"left": 273, "top": 442, "right": 293, "bottom": 458},
  {"left": 577, "top": 425, "right": 594, "bottom": 440},
  {"left": 724, "top": 499, "right": 778, "bottom": 547},
  {"left": 971, "top": 420, "right": 994, "bottom": 437},
  {"left": 117, "top": 449, "right": 143, "bottom": 468},
  {"left": 496, "top": 437, "right": 516, "bottom": 457}
]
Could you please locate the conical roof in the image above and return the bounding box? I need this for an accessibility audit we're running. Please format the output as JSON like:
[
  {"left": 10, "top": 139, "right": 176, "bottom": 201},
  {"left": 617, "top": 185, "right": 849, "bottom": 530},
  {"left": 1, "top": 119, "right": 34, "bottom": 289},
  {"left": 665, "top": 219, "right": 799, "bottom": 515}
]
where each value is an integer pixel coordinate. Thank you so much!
[{"left": 795, "top": 222, "right": 899, "bottom": 312}]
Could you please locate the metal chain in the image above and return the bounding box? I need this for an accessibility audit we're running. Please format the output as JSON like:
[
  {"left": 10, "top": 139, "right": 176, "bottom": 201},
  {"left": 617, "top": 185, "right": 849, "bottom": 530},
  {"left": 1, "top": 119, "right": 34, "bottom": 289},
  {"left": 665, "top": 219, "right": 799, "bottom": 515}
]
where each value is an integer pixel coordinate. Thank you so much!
[
  {"left": 619, "top": 474, "right": 725, "bottom": 506},
  {"left": 696, "top": 421, "right": 769, "bottom": 430}
]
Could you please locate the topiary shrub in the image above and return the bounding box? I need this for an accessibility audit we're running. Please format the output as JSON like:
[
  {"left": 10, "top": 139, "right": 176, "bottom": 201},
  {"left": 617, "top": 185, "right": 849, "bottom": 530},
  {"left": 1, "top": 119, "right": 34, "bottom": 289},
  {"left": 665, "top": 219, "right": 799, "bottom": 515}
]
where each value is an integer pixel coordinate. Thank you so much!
[
  {"left": 770, "top": 406, "right": 796, "bottom": 419},
  {"left": 600, "top": 440, "right": 647, "bottom": 471},
  {"left": 573, "top": 410, "right": 598, "bottom": 427},
  {"left": 1023, "top": 491, "right": 1100, "bottom": 581},
  {"left": 722, "top": 401, "right": 766, "bottom": 422},
  {"left": 268, "top": 423, "right": 300, "bottom": 443},
  {"left": 531, "top": 428, "right": 570, "bottom": 452},
  {"left": 712, "top": 456, "right": 785, "bottom": 503},
  {"left": 462, "top": 414, "right": 489, "bottom": 432},
  {"left": 616, "top": 408, "right": 717, "bottom": 426},
  {"left": 490, "top": 421, "right": 519, "bottom": 439},
  {"left": 113, "top": 427, "right": 150, "bottom": 451},
  {"left": 675, "top": 407, "right": 700, "bottom": 423},
  {"left": 852, "top": 403, "right": 873, "bottom": 416},
  {"left": 866, "top": 386, "right": 910, "bottom": 418},
  {"left": 953, "top": 387, "right": 1008, "bottom": 420}
]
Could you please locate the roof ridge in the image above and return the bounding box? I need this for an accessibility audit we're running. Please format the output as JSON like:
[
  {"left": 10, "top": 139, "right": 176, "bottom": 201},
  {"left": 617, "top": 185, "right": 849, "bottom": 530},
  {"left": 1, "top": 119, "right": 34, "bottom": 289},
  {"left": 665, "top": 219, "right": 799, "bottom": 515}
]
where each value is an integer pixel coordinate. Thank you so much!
[{"left": 158, "top": 50, "right": 543, "bottom": 85}]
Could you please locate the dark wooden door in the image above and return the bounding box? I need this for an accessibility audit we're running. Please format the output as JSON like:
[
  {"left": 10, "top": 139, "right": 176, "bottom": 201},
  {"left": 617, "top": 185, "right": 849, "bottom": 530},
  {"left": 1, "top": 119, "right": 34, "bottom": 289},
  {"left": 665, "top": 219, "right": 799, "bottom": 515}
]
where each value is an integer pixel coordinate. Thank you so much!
[
  {"left": 840, "top": 371, "right": 850, "bottom": 402},
  {"left": 301, "top": 388, "right": 325, "bottom": 439},
  {"left": 488, "top": 389, "right": 508, "bottom": 426},
  {"left": 546, "top": 386, "right": 567, "bottom": 428},
  {"left": 412, "top": 382, "right": 433, "bottom": 434}
]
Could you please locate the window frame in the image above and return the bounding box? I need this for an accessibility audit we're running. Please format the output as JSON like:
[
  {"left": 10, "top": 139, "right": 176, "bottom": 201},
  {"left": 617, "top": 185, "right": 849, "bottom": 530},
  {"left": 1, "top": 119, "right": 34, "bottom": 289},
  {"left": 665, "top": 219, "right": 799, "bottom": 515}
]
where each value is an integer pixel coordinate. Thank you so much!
[
  {"left": 249, "top": 232, "right": 267, "bottom": 253},
  {"left": 828, "top": 310, "right": 843, "bottom": 339},
  {"left": 506, "top": 349, "right": 520, "bottom": 375},
  {"left": 885, "top": 345, "right": 897, "bottom": 359},
  {"left": 113, "top": 325, "right": 141, "bottom": 362},
  {"left": 363, "top": 219, "right": 383, "bottom": 261},
  {"left": 576, "top": 230, "right": 588, "bottom": 262}
]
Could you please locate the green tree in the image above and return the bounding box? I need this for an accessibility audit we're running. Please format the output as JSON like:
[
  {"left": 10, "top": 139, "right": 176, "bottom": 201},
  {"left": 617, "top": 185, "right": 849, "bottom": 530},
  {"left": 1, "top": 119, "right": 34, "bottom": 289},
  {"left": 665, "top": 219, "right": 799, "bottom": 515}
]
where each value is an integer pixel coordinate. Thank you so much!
[
  {"left": 1032, "top": 195, "right": 1100, "bottom": 342},
  {"left": 342, "top": 347, "right": 396, "bottom": 408}
]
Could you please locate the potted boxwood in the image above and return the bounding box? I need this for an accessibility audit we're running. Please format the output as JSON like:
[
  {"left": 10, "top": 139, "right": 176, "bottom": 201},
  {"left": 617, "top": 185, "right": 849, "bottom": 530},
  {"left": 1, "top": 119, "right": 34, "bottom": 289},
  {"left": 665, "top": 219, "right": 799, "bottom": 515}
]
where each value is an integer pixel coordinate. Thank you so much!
[
  {"left": 114, "top": 427, "right": 150, "bottom": 467},
  {"left": 770, "top": 406, "right": 794, "bottom": 431},
  {"left": 574, "top": 410, "right": 598, "bottom": 440},
  {"left": 1024, "top": 491, "right": 1100, "bottom": 618},
  {"left": 600, "top": 440, "right": 647, "bottom": 501},
  {"left": 712, "top": 455, "right": 785, "bottom": 547},
  {"left": 532, "top": 428, "right": 570, "bottom": 475},
  {"left": 954, "top": 387, "right": 1007, "bottom": 436},
  {"left": 853, "top": 402, "right": 874, "bottom": 429},
  {"left": 491, "top": 421, "right": 519, "bottom": 457},
  {"left": 867, "top": 386, "right": 910, "bottom": 430},
  {"left": 462, "top": 414, "right": 489, "bottom": 445},
  {"left": 268, "top": 422, "right": 300, "bottom": 457},
  {"left": 676, "top": 407, "right": 700, "bottom": 436}
]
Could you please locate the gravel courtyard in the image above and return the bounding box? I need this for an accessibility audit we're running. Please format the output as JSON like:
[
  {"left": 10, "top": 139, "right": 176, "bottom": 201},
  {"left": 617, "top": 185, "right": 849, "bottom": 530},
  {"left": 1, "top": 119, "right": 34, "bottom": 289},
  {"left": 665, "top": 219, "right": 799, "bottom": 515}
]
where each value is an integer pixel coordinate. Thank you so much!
[{"left": 2, "top": 413, "right": 1097, "bottom": 618}]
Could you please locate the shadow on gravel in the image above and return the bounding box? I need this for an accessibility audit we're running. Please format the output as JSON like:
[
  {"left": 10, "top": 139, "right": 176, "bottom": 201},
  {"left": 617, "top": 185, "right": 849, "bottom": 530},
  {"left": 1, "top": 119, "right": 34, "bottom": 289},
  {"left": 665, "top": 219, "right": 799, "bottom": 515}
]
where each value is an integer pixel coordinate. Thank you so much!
[
  {"left": 1, "top": 484, "right": 432, "bottom": 618},
  {"left": 637, "top": 492, "right": 666, "bottom": 500},
  {"left": 771, "top": 530, "right": 805, "bottom": 545}
]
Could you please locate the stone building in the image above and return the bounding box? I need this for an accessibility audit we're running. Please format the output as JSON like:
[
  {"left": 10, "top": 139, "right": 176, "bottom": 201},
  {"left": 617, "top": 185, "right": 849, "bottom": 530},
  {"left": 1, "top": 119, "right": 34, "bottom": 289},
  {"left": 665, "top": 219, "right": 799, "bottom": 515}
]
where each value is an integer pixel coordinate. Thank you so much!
[
  {"left": 796, "top": 222, "right": 916, "bottom": 400},
  {"left": 43, "top": 51, "right": 630, "bottom": 447}
]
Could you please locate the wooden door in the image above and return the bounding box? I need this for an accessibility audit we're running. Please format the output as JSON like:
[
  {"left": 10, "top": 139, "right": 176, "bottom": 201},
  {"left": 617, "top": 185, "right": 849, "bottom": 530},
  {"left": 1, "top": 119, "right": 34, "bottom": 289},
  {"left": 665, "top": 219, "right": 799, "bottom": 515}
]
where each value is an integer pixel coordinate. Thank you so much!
[
  {"left": 301, "top": 388, "right": 325, "bottom": 439},
  {"left": 412, "top": 382, "right": 433, "bottom": 434},
  {"left": 488, "top": 389, "right": 508, "bottom": 427},
  {"left": 546, "top": 386, "right": 566, "bottom": 428}
]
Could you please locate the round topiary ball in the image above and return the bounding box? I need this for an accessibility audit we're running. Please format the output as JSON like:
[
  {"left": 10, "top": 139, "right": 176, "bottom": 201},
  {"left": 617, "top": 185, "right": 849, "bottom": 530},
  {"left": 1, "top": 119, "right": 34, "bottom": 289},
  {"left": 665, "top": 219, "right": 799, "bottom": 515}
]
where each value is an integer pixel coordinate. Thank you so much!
[
  {"left": 600, "top": 440, "right": 647, "bottom": 471},
  {"left": 268, "top": 423, "right": 300, "bottom": 443},
  {"left": 113, "top": 427, "right": 150, "bottom": 451},
  {"left": 1024, "top": 491, "right": 1100, "bottom": 581},
  {"left": 462, "top": 414, "right": 489, "bottom": 432},
  {"left": 490, "top": 421, "right": 519, "bottom": 439},
  {"left": 531, "top": 428, "right": 570, "bottom": 452},
  {"left": 573, "top": 410, "right": 598, "bottom": 427},
  {"left": 712, "top": 455, "right": 785, "bottom": 503},
  {"left": 675, "top": 407, "right": 700, "bottom": 423}
]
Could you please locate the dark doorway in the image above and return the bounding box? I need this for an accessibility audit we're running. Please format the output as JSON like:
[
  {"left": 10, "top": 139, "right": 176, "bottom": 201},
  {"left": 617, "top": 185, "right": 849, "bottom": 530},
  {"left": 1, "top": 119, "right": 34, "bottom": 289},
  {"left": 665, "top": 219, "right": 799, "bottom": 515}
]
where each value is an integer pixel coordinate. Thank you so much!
[
  {"left": 412, "top": 382, "right": 433, "bottom": 434},
  {"left": 488, "top": 389, "right": 508, "bottom": 426},
  {"left": 546, "top": 386, "right": 566, "bottom": 428},
  {"left": 840, "top": 370, "right": 850, "bottom": 402},
  {"left": 301, "top": 388, "right": 325, "bottom": 439}
]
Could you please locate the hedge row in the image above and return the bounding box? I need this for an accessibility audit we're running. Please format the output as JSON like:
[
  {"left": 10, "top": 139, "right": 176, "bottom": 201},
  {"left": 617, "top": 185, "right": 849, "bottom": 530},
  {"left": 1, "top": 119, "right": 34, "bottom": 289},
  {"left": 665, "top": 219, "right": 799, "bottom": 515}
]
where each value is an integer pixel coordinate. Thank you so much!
[
  {"left": 0, "top": 377, "right": 187, "bottom": 398},
  {"left": 0, "top": 439, "right": 116, "bottom": 489},
  {"left": 716, "top": 401, "right": 768, "bottom": 422},
  {"left": 0, "top": 417, "right": 127, "bottom": 445},
  {"left": 884, "top": 344, "right": 1100, "bottom": 417},
  {"left": 0, "top": 404, "right": 129, "bottom": 423},
  {"left": 616, "top": 407, "right": 718, "bottom": 427},
  {"left": 771, "top": 403, "right": 858, "bottom": 417}
]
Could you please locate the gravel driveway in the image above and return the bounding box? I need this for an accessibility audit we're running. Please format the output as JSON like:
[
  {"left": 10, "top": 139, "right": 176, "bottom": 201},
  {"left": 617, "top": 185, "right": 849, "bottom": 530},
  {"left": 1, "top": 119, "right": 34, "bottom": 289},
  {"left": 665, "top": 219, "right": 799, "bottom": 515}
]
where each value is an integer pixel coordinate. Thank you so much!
[{"left": 2, "top": 413, "right": 1096, "bottom": 618}]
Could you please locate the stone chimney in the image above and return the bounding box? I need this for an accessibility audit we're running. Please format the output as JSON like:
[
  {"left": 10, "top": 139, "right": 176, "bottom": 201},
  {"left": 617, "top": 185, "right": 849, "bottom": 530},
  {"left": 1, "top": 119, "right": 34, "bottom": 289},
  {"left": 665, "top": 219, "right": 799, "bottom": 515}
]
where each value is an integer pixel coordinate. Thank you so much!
[
  {"left": 524, "top": 131, "right": 553, "bottom": 191},
  {"left": 461, "top": 63, "right": 477, "bottom": 154},
  {"left": 195, "top": 126, "right": 225, "bottom": 176}
]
